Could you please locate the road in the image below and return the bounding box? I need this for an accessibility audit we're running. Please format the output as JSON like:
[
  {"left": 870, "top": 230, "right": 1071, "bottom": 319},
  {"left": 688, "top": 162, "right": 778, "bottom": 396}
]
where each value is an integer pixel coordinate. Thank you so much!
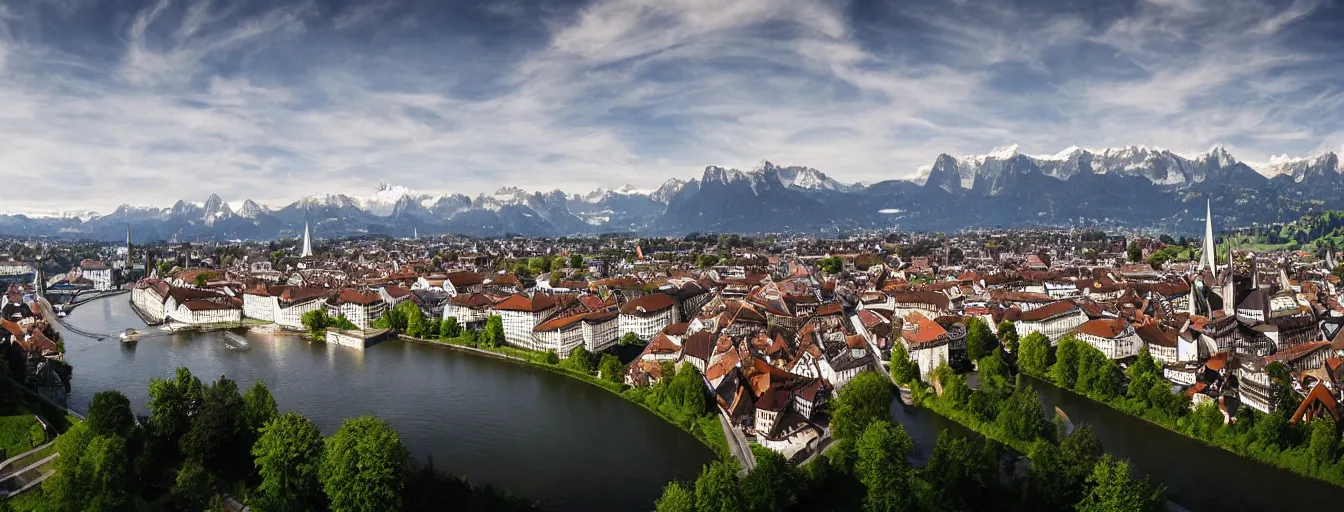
[{"left": 719, "top": 414, "right": 756, "bottom": 475}]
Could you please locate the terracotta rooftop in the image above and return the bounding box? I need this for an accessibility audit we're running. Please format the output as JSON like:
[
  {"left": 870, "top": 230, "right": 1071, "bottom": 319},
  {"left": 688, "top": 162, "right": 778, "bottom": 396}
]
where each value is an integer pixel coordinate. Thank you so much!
[
  {"left": 1077, "top": 317, "right": 1129, "bottom": 339},
  {"left": 494, "top": 293, "right": 557, "bottom": 313},
  {"left": 619, "top": 293, "right": 677, "bottom": 316},
  {"left": 1018, "top": 300, "right": 1080, "bottom": 322}
]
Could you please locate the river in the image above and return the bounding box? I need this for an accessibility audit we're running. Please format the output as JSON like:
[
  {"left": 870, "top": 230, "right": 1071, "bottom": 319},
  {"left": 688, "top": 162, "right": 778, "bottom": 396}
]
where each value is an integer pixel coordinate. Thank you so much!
[{"left": 58, "top": 297, "right": 715, "bottom": 511}]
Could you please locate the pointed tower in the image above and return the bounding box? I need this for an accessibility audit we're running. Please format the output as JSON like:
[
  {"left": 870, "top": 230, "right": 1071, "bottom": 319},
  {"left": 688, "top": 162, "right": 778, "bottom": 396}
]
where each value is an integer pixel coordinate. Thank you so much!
[
  {"left": 1196, "top": 199, "right": 1217, "bottom": 274},
  {"left": 301, "top": 221, "right": 314, "bottom": 258}
]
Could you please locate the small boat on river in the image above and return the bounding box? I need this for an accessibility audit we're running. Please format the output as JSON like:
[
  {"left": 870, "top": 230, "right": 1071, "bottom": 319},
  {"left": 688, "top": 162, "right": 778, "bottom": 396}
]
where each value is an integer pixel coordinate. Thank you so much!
[
  {"left": 223, "top": 332, "right": 250, "bottom": 349},
  {"left": 119, "top": 329, "right": 140, "bottom": 343}
]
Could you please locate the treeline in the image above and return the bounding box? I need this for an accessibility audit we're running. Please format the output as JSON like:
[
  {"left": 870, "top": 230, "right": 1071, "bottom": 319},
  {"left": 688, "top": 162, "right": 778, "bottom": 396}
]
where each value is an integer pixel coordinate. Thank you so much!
[
  {"left": 27, "top": 367, "right": 534, "bottom": 512},
  {"left": 1019, "top": 334, "right": 1344, "bottom": 488},
  {"left": 657, "top": 370, "right": 1163, "bottom": 512}
]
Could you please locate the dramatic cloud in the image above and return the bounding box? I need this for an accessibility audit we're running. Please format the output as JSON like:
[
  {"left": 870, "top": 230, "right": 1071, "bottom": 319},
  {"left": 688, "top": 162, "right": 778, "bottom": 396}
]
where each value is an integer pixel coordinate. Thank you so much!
[{"left": 0, "top": 0, "right": 1341, "bottom": 214}]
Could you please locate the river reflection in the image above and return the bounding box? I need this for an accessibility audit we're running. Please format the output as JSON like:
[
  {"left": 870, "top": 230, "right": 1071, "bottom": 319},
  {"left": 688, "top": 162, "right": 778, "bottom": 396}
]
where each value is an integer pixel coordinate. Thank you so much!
[
  {"left": 1027, "top": 376, "right": 1339, "bottom": 511},
  {"left": 61, "top": 298, "right": 714, "bottom": 511}
]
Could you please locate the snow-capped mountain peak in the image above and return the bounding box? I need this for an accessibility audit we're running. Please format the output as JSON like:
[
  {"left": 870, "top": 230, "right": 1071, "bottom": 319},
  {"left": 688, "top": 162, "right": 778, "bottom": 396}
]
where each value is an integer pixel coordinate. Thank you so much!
[
  {"left": 651, "top": 178, "right": 687, "bottom": 204},
  {"left": 985, "top": 143, "right": 1020, "bottom": 160},
  {"left": 358, "top": 181, "right": 414, "bottom": 216},
  {"left": 237, "top": 199, "right": 266, "bottom": 218}
]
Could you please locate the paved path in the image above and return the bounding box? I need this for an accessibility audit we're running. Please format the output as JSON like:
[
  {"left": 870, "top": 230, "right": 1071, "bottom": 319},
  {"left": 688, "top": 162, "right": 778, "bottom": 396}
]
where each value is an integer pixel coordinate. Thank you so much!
[{"left": 719, "top": 414, "right": 756, "bottom": 475}]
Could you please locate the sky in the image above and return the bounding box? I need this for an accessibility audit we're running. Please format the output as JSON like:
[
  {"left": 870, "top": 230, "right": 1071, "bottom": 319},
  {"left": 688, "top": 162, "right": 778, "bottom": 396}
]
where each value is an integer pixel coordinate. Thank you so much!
[{"left": 1, "top": 0, "right": 1343, "bottom": 215}]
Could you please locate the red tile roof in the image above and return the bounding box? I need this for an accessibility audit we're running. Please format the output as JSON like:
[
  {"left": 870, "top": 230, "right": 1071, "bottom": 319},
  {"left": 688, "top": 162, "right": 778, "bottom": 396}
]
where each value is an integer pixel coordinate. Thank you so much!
[
  {"left": 494, "top": 293, "right": 557, "bottom": 313},
  {"left": 619, "top": 293, "right": 677, "bottom": 316}
]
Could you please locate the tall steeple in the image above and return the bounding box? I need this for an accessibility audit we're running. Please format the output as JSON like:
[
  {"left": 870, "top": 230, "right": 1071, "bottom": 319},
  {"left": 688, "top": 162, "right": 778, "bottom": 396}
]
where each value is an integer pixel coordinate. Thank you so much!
[
  {"left": 301, "top": 221, "right": 314, "bottom": 258},
  {"left": 1196, "top": 199, "right": 1216, "bottom": 274}
]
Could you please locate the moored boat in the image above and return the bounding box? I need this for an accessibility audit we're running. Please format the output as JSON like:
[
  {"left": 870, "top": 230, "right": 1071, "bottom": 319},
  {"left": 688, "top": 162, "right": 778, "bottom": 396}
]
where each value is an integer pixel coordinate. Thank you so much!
[{"left": 119, "top": 328, "right": 140, "bottom": 343}]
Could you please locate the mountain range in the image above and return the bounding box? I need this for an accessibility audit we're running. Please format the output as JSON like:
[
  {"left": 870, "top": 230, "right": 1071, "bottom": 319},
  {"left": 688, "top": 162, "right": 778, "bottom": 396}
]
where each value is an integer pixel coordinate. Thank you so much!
[{"left": 2, "top": 146, "right": 1341, "bottom": 242}]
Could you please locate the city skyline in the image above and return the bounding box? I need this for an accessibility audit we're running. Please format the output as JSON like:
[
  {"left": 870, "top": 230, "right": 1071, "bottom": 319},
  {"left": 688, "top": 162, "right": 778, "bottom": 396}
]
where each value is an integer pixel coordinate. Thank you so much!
[{"left": 2, "top": 0, "right": 1343, "bottom": 214}]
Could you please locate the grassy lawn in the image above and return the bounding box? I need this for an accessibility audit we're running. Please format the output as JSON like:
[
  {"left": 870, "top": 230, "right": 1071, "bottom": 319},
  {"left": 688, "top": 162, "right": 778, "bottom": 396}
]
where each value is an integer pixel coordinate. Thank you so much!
[{"left": 0, "top": 406, "right": 42, "bottom": 461}]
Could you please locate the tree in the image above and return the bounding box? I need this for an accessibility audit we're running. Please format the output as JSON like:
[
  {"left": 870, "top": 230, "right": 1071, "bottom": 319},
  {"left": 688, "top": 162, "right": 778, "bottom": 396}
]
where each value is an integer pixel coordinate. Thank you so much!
[
  {"left": 148, "top": 367, "right": 204, "bottom": 448},
  {"left": 242, "top": 380, "right": 279, "bottom": 434},
  {"left": 922, "top": 431, "right": 998, "bottom": 510},
  {"left": 1159, "top": 234, "right": 1175, "bottom": 245},
  {"left": 1308, "top": 419, "right": 1338, "bottom": 466},
  {"left": 830, "top": 371, "right": 894, "bottom": 442},
  {"left": 172, "top": 459, "right": 218, "bottom": 512},
  {"left": 43, "top": 424, "right": 133, "bottom": 511},
  {"left": 997, "top": 385, "right": 1053, "bottom": 443},
  {"left": 1127, "top": 241, "right": 1142, "bottom": 263},
  {"left": 1076, "top": 455, "right": 1165, "bottom": 512},
  {"left": 440, "top": 317, "right": 462, "bottom": 339},
  {"left": 544, "top": 350, "right": 560, "bottom": 365},
  {"left": 321, "top": 416, "right": 409, "bottom": 512},
  {"left": 87, "top": 390, "right": 135, "bottom": 439},
  {"left": 854, "top": 422, "right": 914, "bottom": 512},
  {"left": 977, "top": 349, "right": 1012, "bottom": 397},
  {"left": 182, "top": 376, "right": 250, "bottom": 480},
  {"left": 695, "top": 254, "right": 720, "bottom": 269},
  {"left": 742, "top": 446, "right": 799, "bottom": 512},
  {"left": 656, "top": 481, "right": 696, "bottom": 512},
  {"left": 621, "top": 332, "right": 643, "bottom": 346},
  {"left": 692, "top": 461, "right": 741, "bottom": 512},
  {"left": 964, "top": 317, "right": 994, "bottom": 362},
  {"left": 1050, "top": 337, "right": 1082, "bottom": 388},
  {"left": 997, "top": 321, "right": 1020, "bottom": 352},
  {"left": 301, "top": 309, "right": 330, "bottom": 341},
  {"left": 1019, "top": 332, "right": 1051, "bottom": 377},
  {"left": 194, "top": 273, "right": 209, "bottom": 287},
  {"left": 888, "top": 342, "right": 919, "bottom": 385},
  {"left": 481, "top": 315, "right": 505, "bottom": 347},
  {"left": 569, "top": 254, "right": 585, "bottom": 269},
  {"left": 817, "top": 256, "right": 844, "bottom": 274},
  {"left": 599, "top": 353, "right": 624, "bottom": 382},
  {"left": 564, "top": 346, "right": 596, "bottom": 375},
  {"left": 253, "top": 413, "right": 326, "bottom": 512}
]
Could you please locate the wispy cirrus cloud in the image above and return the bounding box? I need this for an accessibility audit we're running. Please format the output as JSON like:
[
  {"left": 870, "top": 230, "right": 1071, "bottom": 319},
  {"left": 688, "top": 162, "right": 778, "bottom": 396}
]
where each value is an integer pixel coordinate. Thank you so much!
[{"left": 0, "top": 0, "right": 1340, "bottom": 215}]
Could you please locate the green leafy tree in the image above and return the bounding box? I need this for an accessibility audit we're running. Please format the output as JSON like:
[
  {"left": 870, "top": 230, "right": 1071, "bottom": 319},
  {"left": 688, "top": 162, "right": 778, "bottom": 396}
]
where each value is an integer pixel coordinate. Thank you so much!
[
  {"left": 44, "top": 424, "right": 134, "bottom": 512},
  {"left": 398, "top": 301, "right": 425, "bottom": 337},
  {"left": 87, "top": 390, "right": 135, "bottom": 439},
  {"left": 830, "top": 371, "right": 893, "bottom": 442},
  {"left": 564, "top": 346, "right": 597, "bottom": 375},
  {"left": 599, "top": 353, "right": 624, "bottom": 383},
  {"left": 656, "top": 480, "right": 696, "bottom": 512},
  {"left": 997, "top": 320, "right": 1020, "bottom": 352},
  {"left": 1127, "top": 242, "right": 1142, "bottom": 263},
  {"left": 253, "top": 413, "right": 326, "bottom": 512},
  {"left": 741, "top": 445, "right": 799, "bottom": 512},
  {"left": 544, "top": 350, "right": 560, "bottom": 365},
  {"left": 569, "top": 254, "right": 585, "bottom": 269},
  {"left": 148, "top": 367, "right": 204, "bottom": 448},
  {"left": 695, "top": 254, "right": 720, "bottom": 269},
  {"left": 330, "top": 315, "right": 357, "bottom": 330},
  {"left": 621, "top": 332, "right": 643, "bottom": 346},
  {"left": 1308, "top": 419, "right": 1339, "bottom": 465},
  {"left": 301, "top": 309, "right": 330, "bottom": 341},
  {"left": 482, "top": 316, "right": 505, "bottom": 348},
  {"left": 1019, "top": 332, "right": 1051, "bottom": 377},
  {"left": 321, "top": 416, "right": 409, "bottom": 512},
  {"left": 922, "top": 431, "right": 998, "bottom": 510},
  {"left": 1076, "top": 455, "right": 1166, "bottom": 512},
  {"left": 854, "top": 421, "right": 914, "bottom": 512},
  {"left": 181, "top": 376, "right": 250, "bottom": 480},
  {"left": 692, "top": 461, "right": 741, "bottom": 512},
  {"left": 194, "top": 273, "right": 209, "bottom": 287},
  {"left": 1026, "top": 426, "right": 1103, "bottom": 511},
  {"left": 1049, "top": 336, "right": 1082, "bottom": 388},
  {"left": 889, "top": 342, "right": 919, "bottom": 385},
  {"left": 242, "top": 380, "right": 279, "bottom": 434},
  {"left": 172, "top": 459, "right": 218, "bottom": 512},
  {"left": 964, "top": 317, "right": 994, "bottom": 361},
  {"left": 440, "top": 317, "right": 462, "bottom": 339},
  {"left": 997, "top": 385, "right": 1053, "bottom": 443},
  {"left": 817, "top": 256, "right": 844, "bottom": 274},
  {"left": 977, "top": 349, "right": 1012, "bottom": 397}
]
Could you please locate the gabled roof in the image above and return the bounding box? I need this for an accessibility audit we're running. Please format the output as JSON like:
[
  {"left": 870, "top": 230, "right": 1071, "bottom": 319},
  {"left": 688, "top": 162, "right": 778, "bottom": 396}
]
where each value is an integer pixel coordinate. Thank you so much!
[
  {"left": 1290, "top": 381, "right": 1340, "bottom": 424},
  {"left": 1019, "top": 300, "right": 1080, "bottom": 322},
  {"left": 443, "top": 271, "right": 485, "bottom": 287},
  {"left": 495, "top": 293, "right": 557, "bottom": 313},
  {"left": 619, "top": 293, "right": 677, "bottom": 316},
  {"left": 1077, "top": 317, "right": 1129, "bottom": 339},
  {"left": 901, "top": 311, "right": 948, "bottom": 347}
]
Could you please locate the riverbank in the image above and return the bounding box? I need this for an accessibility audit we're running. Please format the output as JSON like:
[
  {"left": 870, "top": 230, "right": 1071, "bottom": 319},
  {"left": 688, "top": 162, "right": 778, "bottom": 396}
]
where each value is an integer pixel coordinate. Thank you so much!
[{"left": 399, "top": 334, "right": 730, "bottom": 460}]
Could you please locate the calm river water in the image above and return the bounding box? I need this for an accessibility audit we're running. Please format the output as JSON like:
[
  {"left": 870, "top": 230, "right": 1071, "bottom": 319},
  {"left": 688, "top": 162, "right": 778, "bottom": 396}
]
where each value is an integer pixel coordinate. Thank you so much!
[{"left": 59, "top": 297, "right": 715, "bottom": 511}]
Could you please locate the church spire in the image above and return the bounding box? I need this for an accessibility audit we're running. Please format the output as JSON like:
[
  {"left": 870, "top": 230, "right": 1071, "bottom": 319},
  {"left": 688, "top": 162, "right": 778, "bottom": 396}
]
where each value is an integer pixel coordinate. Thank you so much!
[
  {"left": 301, "top": 221, "right": 314, "bottom": 258},
  {"left": 1197, "top": 199, "right": 1216, "bottom": 274}
]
